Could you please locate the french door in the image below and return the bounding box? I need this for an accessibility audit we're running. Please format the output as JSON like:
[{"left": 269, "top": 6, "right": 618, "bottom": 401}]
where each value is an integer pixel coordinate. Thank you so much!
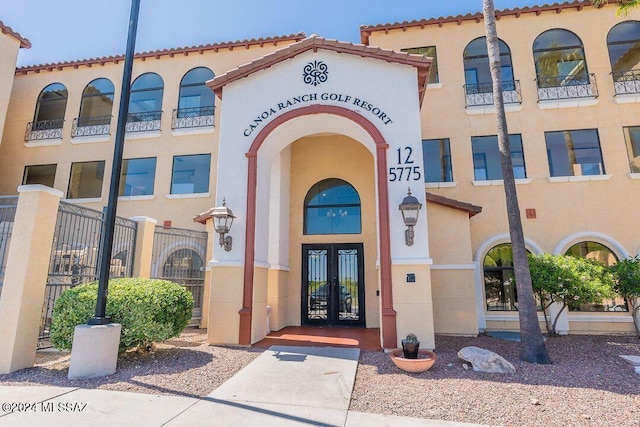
[{"left": 302, "top": 243, "right": 365, "bottom": 326}]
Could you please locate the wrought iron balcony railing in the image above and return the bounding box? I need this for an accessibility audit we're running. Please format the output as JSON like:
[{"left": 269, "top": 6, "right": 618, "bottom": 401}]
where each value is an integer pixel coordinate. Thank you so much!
[
  {"left": 171, "top": 106, "right": 215, "bottom": 130},
  {"left": 464, "top": 80, "right": 522, "bottom": 107},
  {"left": 612, "top": 70, "right": 640, "bottom": 95},
  {"left": 535, "top": 73, "right": 598, "bottom": 101},
  {"left": 71, "top": 115, "right": 112, "bottom": 137},
  {"left": 125, "top": 111, "right": 162, "bottom": 133},
  {"left": 24, "top": 119, "right": 65, "bottom": 141}
]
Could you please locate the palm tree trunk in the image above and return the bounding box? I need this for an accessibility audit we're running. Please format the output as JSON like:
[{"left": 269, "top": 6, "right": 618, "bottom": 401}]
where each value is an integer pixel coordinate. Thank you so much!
[{"left": 483, "top": 0, "right": 551, "bottom": 363}]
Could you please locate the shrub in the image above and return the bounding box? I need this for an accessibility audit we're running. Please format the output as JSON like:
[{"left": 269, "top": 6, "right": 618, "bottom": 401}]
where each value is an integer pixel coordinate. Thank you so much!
[
  {"left": 610, "top": 256, "right": 640, "bottom": 337},
  {"left": 528, "top": 253, "right": 614, "bottom": 335},
  {"left": 50, "top": 278, "right": 193, "bottom": 352}
]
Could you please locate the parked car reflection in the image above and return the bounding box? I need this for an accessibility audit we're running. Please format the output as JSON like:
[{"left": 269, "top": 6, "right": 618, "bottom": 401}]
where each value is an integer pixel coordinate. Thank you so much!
[{"left": 309, "top": 284, "right": 352, "bottom": 312}]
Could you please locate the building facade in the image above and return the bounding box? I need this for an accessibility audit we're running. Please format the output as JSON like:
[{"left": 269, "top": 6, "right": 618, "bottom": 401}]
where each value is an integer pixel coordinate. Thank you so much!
[{"left": 1, "top": 1, "right": 639, "bottom": 349}]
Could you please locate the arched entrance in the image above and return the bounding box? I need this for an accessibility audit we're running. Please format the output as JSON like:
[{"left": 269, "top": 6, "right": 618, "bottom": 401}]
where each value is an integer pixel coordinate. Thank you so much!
[
  {"left": 204, "top": 37, "right": 434, "bottom": 349},
  {"left": 240, "top": 105, "right": 396, "bottom": 346}
]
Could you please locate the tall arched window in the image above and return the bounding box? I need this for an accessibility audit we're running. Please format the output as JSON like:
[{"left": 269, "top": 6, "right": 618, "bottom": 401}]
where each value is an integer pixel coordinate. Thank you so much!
[
  {"left": 533, "top": 29, "right": 594, "bottom": 99},
  {"left": 607, "top": 21, "right": 640, "bottom": 95},
  {"left": 564, "top": 241, "right": 627, "bottom": 312},
  {"left": 173, "top": 67, "right": 215, "bottom": 129},
  {"left": 79, "top": 78, "right": 114, "bottom": 122},
  {"left": 127, "top": 73, "right": 164, "bottom": 132},
  {"left": 483, "top": 244, "right": 536, "bottom": 311},
  {"left": 74, "top": 78, "right": 115, "bottom": 135},
  {"left": 464, "top": 37, "right": 514, "bottom": 89},
  {"left": 304, "top": 178, "right": 361, "bottom": 235},
  {"left": 28, "top": 83, "right": 67, "bottom": 140},
  {"left": 484, "top": 244, "right": 518, "bottom": 311}
]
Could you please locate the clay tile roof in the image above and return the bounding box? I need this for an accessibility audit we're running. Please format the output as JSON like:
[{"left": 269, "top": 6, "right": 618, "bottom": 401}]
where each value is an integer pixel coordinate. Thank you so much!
[
  {"left": 425, "top": 192, "right": 482, "bottom": 218},
  {"left": 0, "top": 20, "right": 31, "bottom": 49},
  {"left": 360, "top": 1, "right": 601, "bottom": 44},
  {"left": 208, "top": 35, "right": 433, "bottom": 106},
  {"left": 15, "top": 33, "right": 306, "bottom": 74}
]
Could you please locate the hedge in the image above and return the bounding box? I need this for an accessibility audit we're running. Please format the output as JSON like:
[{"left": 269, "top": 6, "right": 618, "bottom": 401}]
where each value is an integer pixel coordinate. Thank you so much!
[{"left": 50, "top": 278, "right": 193, "bottom": 352}]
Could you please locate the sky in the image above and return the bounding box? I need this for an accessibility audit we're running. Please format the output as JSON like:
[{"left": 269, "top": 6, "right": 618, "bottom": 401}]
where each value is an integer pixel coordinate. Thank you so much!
[{"left": 2, "top": 0, "right": 540, "bottom": 67}]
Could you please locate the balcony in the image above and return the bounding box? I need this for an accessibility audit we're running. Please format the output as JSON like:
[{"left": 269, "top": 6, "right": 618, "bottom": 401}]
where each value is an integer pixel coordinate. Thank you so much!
[
  {"left": 24, "top": 119, "right": 64, "bottom": 141},
  {"left": 71, "top": 115, "right": 112, "bottom": 137},
  {"left": 536, "top": 73, "right": 598, "bottom": 102},
  {"left": 125, "top": 111, "right": 162, "bottom": 133},
  {"left": 464, "top": 80, "right": 522, "bottom": 107},
  {"left": 612, "top": 70, "right": 640, "bottom": 96},
  {"left": 171, "top": 106, "right": 215, "bottom": 130}
]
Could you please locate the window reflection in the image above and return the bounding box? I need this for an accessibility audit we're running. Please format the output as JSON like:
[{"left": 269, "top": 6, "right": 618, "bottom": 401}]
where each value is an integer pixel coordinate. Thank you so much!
[
  {"left": 304, "top": 179, "right": 361, "bottom": 235},
  {"left": 565, "top": 241, "right": 627, "bottom": 312},
  {"left": 471, "top": 135, "right": 525, "bottom": 180},
  {"left": 533, "top": 29, "right": 588, "bottom": 86}
]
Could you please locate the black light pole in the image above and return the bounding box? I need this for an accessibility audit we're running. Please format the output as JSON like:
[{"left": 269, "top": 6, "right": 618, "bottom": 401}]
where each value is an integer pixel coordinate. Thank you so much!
[{"left": 88, "top": 0, "right": 141, "bottom": 325}]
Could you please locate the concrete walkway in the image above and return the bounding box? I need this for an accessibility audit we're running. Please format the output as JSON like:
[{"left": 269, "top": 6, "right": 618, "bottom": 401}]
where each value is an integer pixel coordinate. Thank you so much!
[{"left": 0, "top": 346, "right": 490, "bottom": 426}]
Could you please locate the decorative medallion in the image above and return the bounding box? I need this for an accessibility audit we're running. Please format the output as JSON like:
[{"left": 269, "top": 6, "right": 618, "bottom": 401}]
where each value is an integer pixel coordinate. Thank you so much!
[{"left": 303, "top": 60, "right": 328, "bottom": 86}]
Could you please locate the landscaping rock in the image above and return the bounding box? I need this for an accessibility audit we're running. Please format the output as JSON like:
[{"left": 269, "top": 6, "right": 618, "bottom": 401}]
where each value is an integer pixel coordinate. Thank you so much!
[{"left": 457, "top": 346, "right": 515, "bottom": 373}]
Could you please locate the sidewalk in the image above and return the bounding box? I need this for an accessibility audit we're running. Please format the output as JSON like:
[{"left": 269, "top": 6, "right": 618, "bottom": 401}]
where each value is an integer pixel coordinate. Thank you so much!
[{"left": 0, "top": 346, "right": 490, "bottom": 426}]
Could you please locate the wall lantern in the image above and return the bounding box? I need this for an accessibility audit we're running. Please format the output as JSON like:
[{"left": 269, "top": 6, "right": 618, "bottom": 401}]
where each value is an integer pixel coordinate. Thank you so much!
[
  {"left": 398, "top": 188, "right": 422, "bottom": 246},
  {"left": 211, "top": 198, "right": 235, "bottom": 252}
]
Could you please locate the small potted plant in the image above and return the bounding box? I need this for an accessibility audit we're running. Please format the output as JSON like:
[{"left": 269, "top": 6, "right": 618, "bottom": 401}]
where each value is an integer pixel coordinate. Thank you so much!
[{"left": 401, "top": 333, "right": 420, "bottom": 359}]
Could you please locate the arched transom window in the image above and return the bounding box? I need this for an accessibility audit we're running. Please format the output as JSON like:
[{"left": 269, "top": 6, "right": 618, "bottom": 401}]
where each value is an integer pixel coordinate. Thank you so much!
[{"left": 304, "top": 178, "right": 361, "bottom": 235}]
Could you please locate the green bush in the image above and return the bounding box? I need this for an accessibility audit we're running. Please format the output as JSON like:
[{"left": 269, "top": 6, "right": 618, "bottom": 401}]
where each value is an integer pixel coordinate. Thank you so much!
[
  {"left": 610, "top": 256, "right": 640, "bottom": 337},
  {"left": 50, "top": 278, "right": 193, "bottom": 352},
  {"left": 529, "top": 253, "right": 614, "bottom": 335}
]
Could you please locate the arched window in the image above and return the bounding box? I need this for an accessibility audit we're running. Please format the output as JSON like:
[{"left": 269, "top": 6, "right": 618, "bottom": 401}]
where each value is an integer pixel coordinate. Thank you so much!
[
  {"left": 127, "top": 73, "right": 163, "bottom": 131},
  {"left": 78, "top": 78, "right": 114, "bottom": 123},
  {"left": 463, "top": 37, "right": 514, "bottom": 91},
  {"left": 607, "top": 21, "right": 640, "bottom": 94},
  {"left": 533, "top": 29, "right": 589, "bottom": 90},
  {"left": 564, "top": 241, "right": 627, "bottom": 312},
  {"left": 28, "top": 83, "right": 67, "bottom": 139},
  {"left": 173, "top": 67, "right": 215, "bottom": 128},
  {"left": 74, "top": 78, "right": 114, "bottom": 135},
  {"left": 304, "top": 178, "right": 361, "bottom": 235},
  {"left": 483, "top": 244, "right": 536, "bottom": 311}
]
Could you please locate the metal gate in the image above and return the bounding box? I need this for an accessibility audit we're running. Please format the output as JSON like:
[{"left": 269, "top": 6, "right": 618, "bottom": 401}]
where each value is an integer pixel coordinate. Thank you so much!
[
  {"left": 151, "top": 226, "right": 208, "bottom": 325},
  {"left": 302, "top": 243, "right": 365, "bottom": 327},
  {"left": 39, "top": 202, "right": 137, "bottom": 348},
  {"left": 0, "top": 196, "right": 18, "bottom": 293}
]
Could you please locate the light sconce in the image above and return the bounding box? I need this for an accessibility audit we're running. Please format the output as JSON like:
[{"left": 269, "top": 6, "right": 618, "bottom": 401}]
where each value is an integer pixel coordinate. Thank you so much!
[
  {"left": 398, "top": 187, "right": 422, "bottom": 246},
  {"left": 211, "top": 198, "right": 235, "bottom": 252}
]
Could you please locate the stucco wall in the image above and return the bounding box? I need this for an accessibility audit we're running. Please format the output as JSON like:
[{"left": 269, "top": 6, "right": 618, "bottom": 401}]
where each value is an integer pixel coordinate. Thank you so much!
[{"left": 369, "top": 3, "right": 640, "bottom": 332}]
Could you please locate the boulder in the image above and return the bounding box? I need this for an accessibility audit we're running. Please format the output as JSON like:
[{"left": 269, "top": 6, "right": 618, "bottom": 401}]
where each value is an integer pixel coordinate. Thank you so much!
[{"left": 457, "top": 346, "right": 515, "bottom": 374}]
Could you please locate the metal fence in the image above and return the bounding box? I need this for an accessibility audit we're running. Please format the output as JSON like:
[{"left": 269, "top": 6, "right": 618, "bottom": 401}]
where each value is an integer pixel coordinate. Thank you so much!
[
  {"left": 0, "top": 196, "right": 18, "bottom": 292},
  {"left": 38, "top": 202, "right": 137, "bottom": 348},
  {"left": 151, "top": 226, "right": 208, "bottom": 325}
]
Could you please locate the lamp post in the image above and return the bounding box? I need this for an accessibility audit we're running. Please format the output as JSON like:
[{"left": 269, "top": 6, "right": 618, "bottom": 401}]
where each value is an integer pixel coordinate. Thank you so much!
[
  {"left": 212, "top": 198, "right": 235, "bottom": 252},
  {"left": 398, "top": 187, "right": 422, "bottom": 246},
  {"left": 88, "top": 0, "right": 141, "bottom": 325}
]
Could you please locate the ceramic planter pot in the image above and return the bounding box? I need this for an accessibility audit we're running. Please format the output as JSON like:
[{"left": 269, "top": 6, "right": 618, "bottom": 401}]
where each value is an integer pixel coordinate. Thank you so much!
[
  {"left": 390, "top": 349, "right": 437, "bottom": 373},
  {"left": 401, "top": 340, "right": 420, "bottom": 359}
]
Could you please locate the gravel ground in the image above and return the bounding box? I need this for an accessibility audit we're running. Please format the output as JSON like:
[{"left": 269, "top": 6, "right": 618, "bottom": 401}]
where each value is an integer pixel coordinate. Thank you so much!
[
  {"left": 1, "top": 331, "right": 639, "bottom": 426},
  {"left": 352, "top": 334, "right": 640, "bottom": 427},
  {"left": 0, "top": 329, "right": 262, "bottom": 398}
]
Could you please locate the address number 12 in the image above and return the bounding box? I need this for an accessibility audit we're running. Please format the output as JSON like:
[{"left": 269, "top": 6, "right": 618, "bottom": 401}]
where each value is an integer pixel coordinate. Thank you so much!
[{"left": 389, "top": 147, "right": 421, "bottom": 181}]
